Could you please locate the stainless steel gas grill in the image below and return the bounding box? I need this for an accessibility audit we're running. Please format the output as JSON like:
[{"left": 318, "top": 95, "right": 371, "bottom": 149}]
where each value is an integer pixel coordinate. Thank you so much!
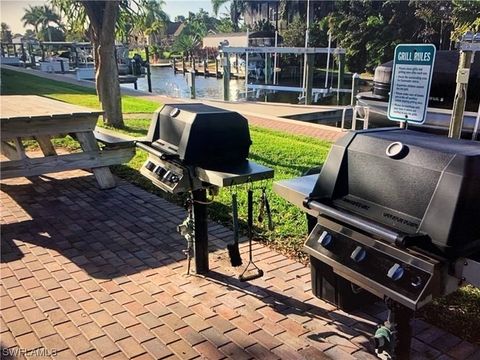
[
  {"left": 136, "top": 103, "right": 273, "bottom": 275},
  {"left": 274, "top": 128, "right": 480, "bottom": 358}
]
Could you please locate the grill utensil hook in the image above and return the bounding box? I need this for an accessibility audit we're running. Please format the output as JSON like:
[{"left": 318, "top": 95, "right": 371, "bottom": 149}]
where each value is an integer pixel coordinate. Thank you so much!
[
  {"left": 239, "top": 187, "right": 264, "bottom": 282},
  {"left": 227, "top": 189, "right": 243, "bottom": 267}
]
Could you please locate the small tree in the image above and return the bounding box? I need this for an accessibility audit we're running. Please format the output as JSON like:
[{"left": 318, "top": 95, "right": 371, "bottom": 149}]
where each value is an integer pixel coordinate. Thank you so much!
[
  {"left": 282, "top": 15, "right": 306, "bottom": 47},
  {"left": 40, "top": 26, "right": 66, "bottom": 42},
  {"left": 1, "top": 22, "right": 13, "bottom": 43},
  {"left": 173, "top": 34, "right": 200, "bottom": 58},
  {"left": 252, "top": 19, "right": 275, "bottom": 32},
  {"left": 216, "top": 17, "right": 235, "bottom": 33},
  {"left": 451, "top": 0, "right": 480, "bottom": 41}
]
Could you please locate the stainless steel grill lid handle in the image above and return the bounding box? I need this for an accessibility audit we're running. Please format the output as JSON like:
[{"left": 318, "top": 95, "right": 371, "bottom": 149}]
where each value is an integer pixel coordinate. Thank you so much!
[{"left": 303, "top": 198, "right": 431, "bottom": 248}]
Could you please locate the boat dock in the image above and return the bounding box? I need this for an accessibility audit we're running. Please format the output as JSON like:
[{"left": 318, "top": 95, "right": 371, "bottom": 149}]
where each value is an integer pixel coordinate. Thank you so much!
[{"left": 173, "top": 65, "right": 246, "bottom": 79}]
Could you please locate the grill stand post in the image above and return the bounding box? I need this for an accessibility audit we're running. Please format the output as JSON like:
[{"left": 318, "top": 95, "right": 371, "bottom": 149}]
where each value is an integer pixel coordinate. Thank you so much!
[
  {"left": 390, "top": 300, "right": 413, "bottom": 360},
  {"left": 374, "top": 299, "right": 414, "bottom": 359},
  {"left": 192, "top": 189, "right": 209, "bottom": 274}
]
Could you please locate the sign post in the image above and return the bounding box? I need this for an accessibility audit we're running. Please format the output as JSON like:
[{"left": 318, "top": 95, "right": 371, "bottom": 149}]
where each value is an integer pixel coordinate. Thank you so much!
[{"left": 387, "top": 44, "right": 436, "bottom": 125}]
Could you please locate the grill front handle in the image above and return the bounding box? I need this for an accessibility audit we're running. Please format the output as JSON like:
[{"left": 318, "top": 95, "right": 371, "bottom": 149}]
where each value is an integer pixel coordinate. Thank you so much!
[
  {"left": 135, "top": 141, "right": 179, "bottom": 161},
  {"left": 303, "top": 198, "right": 429, "bottom": 248}
]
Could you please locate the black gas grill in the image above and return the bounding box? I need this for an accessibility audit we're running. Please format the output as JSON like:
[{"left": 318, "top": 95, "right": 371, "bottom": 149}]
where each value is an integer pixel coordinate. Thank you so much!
[
  {"left": 274, "top": 128, "right": 480, "bottom": 358},
  {"left": 136, "top": 103, "right": 273, "bottom": 274},
  {"left": 137, "top": 103, "right": 271, "bottom": 194}
]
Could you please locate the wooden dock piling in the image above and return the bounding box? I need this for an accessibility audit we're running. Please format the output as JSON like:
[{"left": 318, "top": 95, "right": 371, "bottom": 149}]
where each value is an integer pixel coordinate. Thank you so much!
[{"left": 145, "top": 46, "right": 152, "bottom": 93}]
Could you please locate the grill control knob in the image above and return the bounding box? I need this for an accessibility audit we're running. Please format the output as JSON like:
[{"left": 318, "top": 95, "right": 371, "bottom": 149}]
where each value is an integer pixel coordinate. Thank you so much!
[
  {"left": 318, "top": 231, "right": 332, "bottom": 247},
  {"left": 350, "top": 246, "right": 367, "bottom": 263},
  {"left": 155, "top": 167, "right": 166, "bottom": 177},
  {"left": 170, "top": 174, "right": 180, "bottom": 183},
  {"left": 387, "top": 263, "right": 404, "bottom": 281},
  {"left": 411, "top": 276, "right": 423, "bottom": 288},
  {"left": 145, "top": 161, "right": 156, "bottom": 171}
]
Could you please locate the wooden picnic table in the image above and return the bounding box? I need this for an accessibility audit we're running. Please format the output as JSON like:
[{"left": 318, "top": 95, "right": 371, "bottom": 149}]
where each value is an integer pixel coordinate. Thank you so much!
[{"left": 0, "top": 95, "right": 135, "bottom": 189}]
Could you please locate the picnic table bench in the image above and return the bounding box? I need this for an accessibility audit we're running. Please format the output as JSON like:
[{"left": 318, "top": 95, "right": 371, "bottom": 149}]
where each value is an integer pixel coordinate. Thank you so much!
[{"left": 0, "top": 95, "right": 135, "bottom": 189}]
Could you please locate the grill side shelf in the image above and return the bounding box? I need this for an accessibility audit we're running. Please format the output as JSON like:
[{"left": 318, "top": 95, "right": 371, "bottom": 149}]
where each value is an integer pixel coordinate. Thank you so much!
[{"left": 195, "top": 161, "right": 274, "bottom": 188}]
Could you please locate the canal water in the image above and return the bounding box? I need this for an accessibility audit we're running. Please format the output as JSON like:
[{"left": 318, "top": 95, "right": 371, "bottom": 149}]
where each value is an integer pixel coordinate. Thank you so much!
[
  {"left": 132, "top": 66, "right": 367, "bottom": 106},
  {"left": 133, "top": 66, "right": 245, "bottom": 101}
]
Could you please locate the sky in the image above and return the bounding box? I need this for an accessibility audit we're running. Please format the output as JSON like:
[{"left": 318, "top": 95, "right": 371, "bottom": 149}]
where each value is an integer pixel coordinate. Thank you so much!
[{"left": 0, "top": 0, "right": 222, "bottom": 35}]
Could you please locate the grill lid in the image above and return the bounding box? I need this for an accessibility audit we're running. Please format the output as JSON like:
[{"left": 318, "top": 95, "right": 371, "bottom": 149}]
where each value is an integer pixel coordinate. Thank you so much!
[{"left": 146, "top": 103, "right": 252, "bottom": 168}]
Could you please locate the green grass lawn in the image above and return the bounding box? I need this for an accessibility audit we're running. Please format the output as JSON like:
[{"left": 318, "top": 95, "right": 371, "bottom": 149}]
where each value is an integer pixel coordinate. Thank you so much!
[
  {"left": 2, "top": 67, "right": 479, "bottom": 344},
  {"left": 1, "top": 68, "right": 160, "bottom": 114}
]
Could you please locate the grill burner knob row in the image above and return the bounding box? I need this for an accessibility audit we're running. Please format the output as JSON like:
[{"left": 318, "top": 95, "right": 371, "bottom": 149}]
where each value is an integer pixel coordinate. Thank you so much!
[
  {"left": 351, "top": 246, "right": 367, "bottom": 263},
  {"left": 387, "top": 263, "right": 405, "bottom": 281}
]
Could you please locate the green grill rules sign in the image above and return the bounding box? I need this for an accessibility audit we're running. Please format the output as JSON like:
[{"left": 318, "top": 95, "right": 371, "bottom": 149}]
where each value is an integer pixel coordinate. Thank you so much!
[{"left": 387, "top": 44, "right": 436, "bottom": 124}]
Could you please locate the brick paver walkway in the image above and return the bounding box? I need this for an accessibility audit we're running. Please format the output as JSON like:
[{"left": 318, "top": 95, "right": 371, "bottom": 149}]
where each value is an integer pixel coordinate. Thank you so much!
[
  {"left": 242, "top": 115, "right": 345, "bottom": 142},
  {"left": 1, "top": 171, "right": 478, "bottom": 359}
]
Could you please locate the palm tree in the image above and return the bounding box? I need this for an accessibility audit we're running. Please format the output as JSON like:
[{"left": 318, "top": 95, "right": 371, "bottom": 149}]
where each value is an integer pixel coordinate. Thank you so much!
[
  {"left": 38, "top": 5, "right": 63, "bottom": 42},
  {"left": 22, "top": 5, "right": 62, "bottom": 41},
  {"left": 211, "top": 0, "right": 244, "bottom": 32},
  {"left": 140, "top": 0, "right": 169, "bottom": 44},
  {"left": 212, "top": 0, "right": 228, "bottom": 17},
  {"left": 173, "top": 34, "right": 200, "bottom": 57},
  {"left": 21, "top": 5, "right": 42, "bottom": 36}
]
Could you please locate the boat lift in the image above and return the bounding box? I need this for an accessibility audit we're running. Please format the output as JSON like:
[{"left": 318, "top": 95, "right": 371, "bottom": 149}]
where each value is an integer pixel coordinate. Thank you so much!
[{"left": 220, "top": 45, "right": 346, "bottom": 104}]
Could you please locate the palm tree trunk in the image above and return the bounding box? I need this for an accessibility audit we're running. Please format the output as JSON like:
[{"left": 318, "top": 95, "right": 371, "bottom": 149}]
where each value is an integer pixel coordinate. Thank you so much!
[{"left": 83, "top": 1, "right": 124, "bottom": 128}]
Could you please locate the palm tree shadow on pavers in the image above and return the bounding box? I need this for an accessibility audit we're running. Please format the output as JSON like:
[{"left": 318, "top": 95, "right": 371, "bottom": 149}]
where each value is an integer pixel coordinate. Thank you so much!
[{"left": 0, "top": 174, "right": 229, "bottom": 279}]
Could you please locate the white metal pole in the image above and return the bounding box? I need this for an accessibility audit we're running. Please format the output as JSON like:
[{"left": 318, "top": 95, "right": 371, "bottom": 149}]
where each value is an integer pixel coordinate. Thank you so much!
[
  {"left": 473, "top": 101, "right": 480, "bottom": 140},
  {"left": 273, "top": 31, "right": 278, "bottom": 85},
  {"left": 325, "top": 31, "right": 332, "bottom": 89},
  {"left": 245, "top": 29, "right": 249, "bottom": 99},
  {"left": 264, "top": 50, "right": 268, "bottom": 102},
  {"left": 302, "top": 0, "right": 310, "bottom": 99}
]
